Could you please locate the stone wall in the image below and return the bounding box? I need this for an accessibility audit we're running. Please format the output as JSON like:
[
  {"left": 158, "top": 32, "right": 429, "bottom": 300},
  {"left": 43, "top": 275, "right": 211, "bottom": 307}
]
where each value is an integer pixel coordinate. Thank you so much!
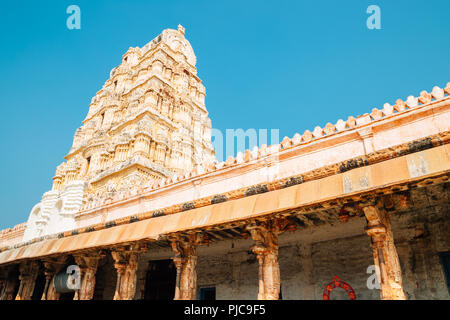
[{"left": 392, "top": 202, "right": 450, "bottom": 299}]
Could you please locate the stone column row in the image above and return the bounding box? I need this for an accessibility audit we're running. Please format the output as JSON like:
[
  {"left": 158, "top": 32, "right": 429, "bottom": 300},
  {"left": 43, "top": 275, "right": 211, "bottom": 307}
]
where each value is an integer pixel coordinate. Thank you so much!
[
  {"left": 0, "top": 247, "right": 142, "bottom": 301},
  {"left": 166, "top": 219, "right": 293, "bottom": 301},
  {"left": 175, "top": 207, "right": 405, "bottom": 301},
  {"left": 0, "top": 200, "right": 407, "bottom": 301}
]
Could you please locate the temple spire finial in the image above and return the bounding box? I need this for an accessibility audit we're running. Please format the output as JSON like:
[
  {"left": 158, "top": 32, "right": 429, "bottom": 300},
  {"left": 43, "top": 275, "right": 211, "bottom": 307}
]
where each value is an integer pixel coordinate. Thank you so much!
[{"left": 178, "top": 24, "right": 185, "bottom": 36}]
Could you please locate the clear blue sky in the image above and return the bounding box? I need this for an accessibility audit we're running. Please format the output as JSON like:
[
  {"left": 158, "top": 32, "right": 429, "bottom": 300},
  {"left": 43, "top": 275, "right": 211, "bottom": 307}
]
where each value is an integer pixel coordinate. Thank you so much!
[{"left": 0, "top": 0, "right": 449, "bottom": 230}]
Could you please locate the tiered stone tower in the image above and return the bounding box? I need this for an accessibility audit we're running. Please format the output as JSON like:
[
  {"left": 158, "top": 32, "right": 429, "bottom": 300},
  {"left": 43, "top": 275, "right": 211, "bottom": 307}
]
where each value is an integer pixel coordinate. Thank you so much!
[{"left": 23, "top": 25, "right": 215, "bottom": 241}]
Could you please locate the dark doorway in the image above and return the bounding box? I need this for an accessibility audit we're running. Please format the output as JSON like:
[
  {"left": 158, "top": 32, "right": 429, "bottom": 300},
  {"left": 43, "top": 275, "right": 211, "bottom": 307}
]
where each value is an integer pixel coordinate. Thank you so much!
[
  {"left": 439, "top": 251, "right": 450, "bottom": 294},
  {"left": 144, "top": 259, "right": 176, "bottom": 300},
  {"left": 6, "top": 265, "right": 20, "bottom": 299},
  {"left": 93, "top": 253, "right": 116, "bottom": 300},
  {"left": 199, "top": 286, "right": 216, "bottom": 300},
  {"left": 31, "top": 267, "right": 46, "bottom": 300},
  {"left": 59, "top": 291, "right": 75, "bottom": 300},
  {"left": 93, "top": 262, "right": 107, "bottom": 300}
]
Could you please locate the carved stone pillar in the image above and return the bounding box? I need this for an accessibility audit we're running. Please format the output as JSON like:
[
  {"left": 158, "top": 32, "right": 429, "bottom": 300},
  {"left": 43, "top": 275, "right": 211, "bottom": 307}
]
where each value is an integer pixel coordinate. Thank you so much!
[
  {"left": 1, "top": 279, "right": 18, "bottom": 300},
  {"left": 149, "top": 141, "right": 156, "bottom": 161},
  {"left": 15, "top": 261, "right": 40, "bottom": 300},
  {"left": 0, "top": 268, "right": 6, "bottom": 299},
  {"left": 169, "top": 233, "right": 203, "bottom": 300},
  {"left": 254, "top": 250, "right": 265, "bottom": 300},
  {"left": 0, "top": 278, "right": 4, "bottom": 299},
  {"left": 73, "top": 251, "right": 105, "bottom": 300},
  {"left": 0, "top": 266, "right": 17, "bottom": 300},
  {"left": 41, "top": 256, "right": 68, "bottom": 300},
  {"left": 172, "top": 256, "right": 183, "bottom": 300},
  {"left": 156, "top": 144, "right": 166, "bottom": 165},
  {"left": 363, "top": 204, "right": 406, "bottom": 300},
  {"left": 112, "top": 245, "right": 146, "bottom": 300},
  {"left": 246, "top": 220, "right": 284, "bottom": 300}
]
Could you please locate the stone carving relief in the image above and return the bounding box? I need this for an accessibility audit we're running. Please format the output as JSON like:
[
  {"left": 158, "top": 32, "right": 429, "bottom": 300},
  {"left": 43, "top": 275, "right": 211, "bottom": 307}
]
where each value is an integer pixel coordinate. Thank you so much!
[{"left": 23, "top": 25, "right": 214, "bottom": 241}]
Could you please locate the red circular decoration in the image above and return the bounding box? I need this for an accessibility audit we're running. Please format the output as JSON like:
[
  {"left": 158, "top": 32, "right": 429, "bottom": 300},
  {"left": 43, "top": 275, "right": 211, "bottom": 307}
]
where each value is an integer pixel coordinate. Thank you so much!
[{"left": 322, "top": 275, "right": 356, "bottom": 300}]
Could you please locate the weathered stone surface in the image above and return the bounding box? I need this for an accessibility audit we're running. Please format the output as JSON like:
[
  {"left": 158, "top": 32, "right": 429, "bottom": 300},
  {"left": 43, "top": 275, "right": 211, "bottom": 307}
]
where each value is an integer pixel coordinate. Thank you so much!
[
  {"left": 73, "top": 251, "right": 105, "bottom": 300},
  {"left": 170, "top": 233, "right": 205, "bottom": 300},
  {"left": 41, "top": 256, "right": 69, "bottom": 300},
  {"left": 363, "top": 203, "right": 406, "bottom": 300},
  {"left": 15, "top": 261, "right": 40, "bottom": 300},
  {"left": 111, "top": 245, "right": 146, "bottom": 300}
]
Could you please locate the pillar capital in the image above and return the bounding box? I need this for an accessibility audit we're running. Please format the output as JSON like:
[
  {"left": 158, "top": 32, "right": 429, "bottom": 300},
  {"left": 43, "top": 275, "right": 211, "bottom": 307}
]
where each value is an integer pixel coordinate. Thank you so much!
[
  {"left": 111, "top": 244, "right": 146, "bottom": 300},
  {"left": 169, "top": 233, "right": 204, "bottom": 300},
  {"left": 251, "top": 244, "right": 267, "bottom": 257},
  {"left": 73, "top": 250, "right": 105, "bottom": 300},
  {"left": 246, "top": 218, "right": 294, "bottom": 252},
  {"left": 73, "top": 251, "right": 105, "bottom": 269},
  {"left": 169, "top": 233, "right": 205, "bottom": 251}
]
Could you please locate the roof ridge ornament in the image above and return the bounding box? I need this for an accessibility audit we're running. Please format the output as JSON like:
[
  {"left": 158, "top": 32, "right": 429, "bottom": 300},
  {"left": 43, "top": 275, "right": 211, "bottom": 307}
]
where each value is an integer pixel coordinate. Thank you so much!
[{"left": 178, "top": 24, "right": 185, "bottom": 36}]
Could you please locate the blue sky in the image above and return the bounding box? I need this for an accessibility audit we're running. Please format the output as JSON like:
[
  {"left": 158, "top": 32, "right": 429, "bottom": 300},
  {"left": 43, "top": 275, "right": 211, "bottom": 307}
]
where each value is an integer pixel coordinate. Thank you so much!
[{"left": 0, "top": 0, "right": 449, "bottom": 229}]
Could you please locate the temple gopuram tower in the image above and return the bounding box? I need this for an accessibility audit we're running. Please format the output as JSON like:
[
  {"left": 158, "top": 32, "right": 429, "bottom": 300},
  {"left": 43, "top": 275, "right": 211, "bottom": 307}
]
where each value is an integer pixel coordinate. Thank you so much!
[{"left": 23, "top": 25, "right": 215, "bottom": 241}]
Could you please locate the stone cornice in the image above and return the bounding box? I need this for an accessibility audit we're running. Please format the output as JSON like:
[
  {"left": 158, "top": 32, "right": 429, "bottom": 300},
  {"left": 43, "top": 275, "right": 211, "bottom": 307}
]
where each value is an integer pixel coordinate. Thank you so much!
[
  {"left": 66, "top": 107, "right": 179, "bottom": 160},
  {"left": 89, "top": 155, "right": 171, "bottom": 185},
  {"left": 108, "top": 105, "right": 177, "bottom": 135}
]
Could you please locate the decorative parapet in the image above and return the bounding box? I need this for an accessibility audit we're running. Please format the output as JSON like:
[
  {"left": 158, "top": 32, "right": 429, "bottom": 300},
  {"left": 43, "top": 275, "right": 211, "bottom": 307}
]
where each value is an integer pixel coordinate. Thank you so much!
[{"left": 0, "top": 223, "right": 26, "bottom": 248}]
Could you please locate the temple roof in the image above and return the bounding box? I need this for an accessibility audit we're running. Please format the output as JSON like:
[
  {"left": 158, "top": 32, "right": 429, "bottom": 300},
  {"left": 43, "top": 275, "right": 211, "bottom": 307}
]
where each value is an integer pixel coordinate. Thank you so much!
[{"left": 141, "top": 24, "right": 197, "bottom": 67}]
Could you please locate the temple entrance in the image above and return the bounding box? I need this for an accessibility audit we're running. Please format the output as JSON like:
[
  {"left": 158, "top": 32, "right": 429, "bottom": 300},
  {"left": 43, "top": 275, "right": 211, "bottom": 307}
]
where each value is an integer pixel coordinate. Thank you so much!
[
  {"left": 93, "top": 253, "right": 116, "bottom": 300},
  {"left": 31, "top": 266, "right": 46, "bottom": 300},
  {"left": 144, "top": 259, "right": 176, "bottom": 300},
  {"left": 199, "top": 286, "right": 216, "bottom": 300},
  {"left": 440, "top": 251, "right": 450, "bottom": 294},
  {"left": 59, "top": 291, "right": 75, "bottom": 300}
]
